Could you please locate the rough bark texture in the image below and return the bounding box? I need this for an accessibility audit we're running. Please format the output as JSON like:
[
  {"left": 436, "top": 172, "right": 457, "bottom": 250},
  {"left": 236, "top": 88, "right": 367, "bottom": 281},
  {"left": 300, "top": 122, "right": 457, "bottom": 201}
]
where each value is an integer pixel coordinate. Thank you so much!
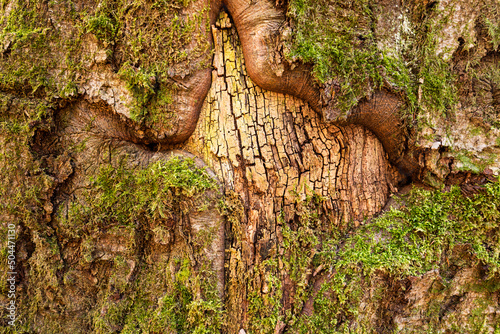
[
  {"left": 223, "top": 0, "right": 419, "bottom": 177},
  {"left": 184, "top": 15, "right": 401, "bottom": 329},
  {"left": 1, "top": 0, "right": 500, "bottom": 333},
  {"left": 11, "top": 99, "right": 226, "bottom": 333}
]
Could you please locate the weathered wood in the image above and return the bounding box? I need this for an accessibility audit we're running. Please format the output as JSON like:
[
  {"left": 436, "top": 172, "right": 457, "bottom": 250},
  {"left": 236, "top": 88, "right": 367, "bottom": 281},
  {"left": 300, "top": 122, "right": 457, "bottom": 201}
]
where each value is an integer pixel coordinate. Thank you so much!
[{"left": 185, "top": 13, "right": 402, "bottom": 330}]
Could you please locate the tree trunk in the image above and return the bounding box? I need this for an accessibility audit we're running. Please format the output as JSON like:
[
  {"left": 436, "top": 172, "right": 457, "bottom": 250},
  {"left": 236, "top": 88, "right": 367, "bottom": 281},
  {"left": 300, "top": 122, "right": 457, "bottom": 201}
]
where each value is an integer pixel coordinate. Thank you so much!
[{"left": 1, "top": 0, "right": 500, "bottom": 333}]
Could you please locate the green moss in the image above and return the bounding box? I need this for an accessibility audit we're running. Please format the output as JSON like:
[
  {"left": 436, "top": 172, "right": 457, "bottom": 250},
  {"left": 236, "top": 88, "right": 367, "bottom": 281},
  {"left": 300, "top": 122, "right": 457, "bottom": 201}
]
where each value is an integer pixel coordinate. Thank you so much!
[
  {"left": 91, "top": 256, "right": 224, "bottom": 334},
  {"left": 248, "top": 258, "right": 284, "bottom": 333},
  {"left": 471, "top": 276, "right": 500, "bottom": 294},
  {"left": 250, "top": 180, "right": 500, "bottom": 333},
  {"left": 286, "top": 0, "right": 396, "bottom": 112},
  {"left": 468, "top": 298, "right": 497, "bottom": 333},
  {"left": 483, "top": 2, "right": 500, "bottom": 51},
  {"left": 341, "top": 182, "right": 500, "bottom": 276},
  {"left": 118, "top": 61, "right": 159, "bottom": 122},
  {"left": 0, "top": 0, "right": 85, "bottom": 101},
  {"left": 0, "top": 118, "right": 221, "bottom": 332},
  {"left": 281, "top": 193, "right": 323, "bottom": 308},
  {"left": 411, "top": 5, "right": 458, "bottom": 117},
  {"left": 219, "top": 190, "right": 245, "bottom": 244},
  {"left": 0, "top": 0, "right": 211, "bottom": 131},
  {"left": 62, "top": 156, "right": 220, "bottom": 330},
  {"left": 454, "top": 150, "right": 498, "bottom": 174},
  {"left": 76, "top": 0, "right": 211, "bottom": 125},
  {"left": 0, "top": 95, "right": 54, "bottom": 230},
  {"left": 111, "top": 0, "right": 211, "bottom": 127},
  {"left": 83, "top": 0, "right": 120, "bottom": 45},
  {"left": 0, "top": 1, "right": 217, "bottom": 324},
  {"left": 286, "top": 0, "right": 417, "bottom": 115},
  {"left": 0, "top": 93, "right": 57, "bottom": 332},
  {"left": 285, "top": 0, "right": 459, "bottom": 120},
  {"left": 418, "top": 56, "right": 457, "bottom": 116},
  {"left": 247, "top": 192, "right": 344, "bottom": 333},
  {"left": 0, "top": 0, "right": 53, "bottom": 94},
  {"left": 62, "top": 156, "right": 217, "bottom": 232},
  {"left": 397, "top": 3, "right": 459, "bottom": 119},
  {"left": 312, "top": 181, "right": 500, "bottom": 331}
]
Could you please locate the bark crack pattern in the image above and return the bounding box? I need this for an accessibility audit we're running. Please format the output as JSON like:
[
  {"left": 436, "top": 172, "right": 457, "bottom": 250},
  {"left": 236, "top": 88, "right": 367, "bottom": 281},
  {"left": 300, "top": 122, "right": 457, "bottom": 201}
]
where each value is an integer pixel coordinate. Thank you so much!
[{"left": 183, "top": 12, "right": 403, "bottom": 329}]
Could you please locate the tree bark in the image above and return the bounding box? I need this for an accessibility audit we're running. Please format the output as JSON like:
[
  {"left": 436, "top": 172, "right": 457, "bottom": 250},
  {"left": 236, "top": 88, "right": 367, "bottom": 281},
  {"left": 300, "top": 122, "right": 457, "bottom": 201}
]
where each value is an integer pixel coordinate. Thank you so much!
[
  {"left": 183, "top": 13, "right": 402, "bottom": 331},
  {"left": 1, "top": 0, "right": 500, "bottom": 333}
]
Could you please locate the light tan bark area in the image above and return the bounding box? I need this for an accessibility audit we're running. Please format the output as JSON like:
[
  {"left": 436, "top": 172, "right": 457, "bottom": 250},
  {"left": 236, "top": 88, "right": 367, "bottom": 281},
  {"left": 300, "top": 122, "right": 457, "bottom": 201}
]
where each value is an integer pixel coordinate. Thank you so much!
[{"left": 183, "top": 12, "right": 403, "bottom": 329}]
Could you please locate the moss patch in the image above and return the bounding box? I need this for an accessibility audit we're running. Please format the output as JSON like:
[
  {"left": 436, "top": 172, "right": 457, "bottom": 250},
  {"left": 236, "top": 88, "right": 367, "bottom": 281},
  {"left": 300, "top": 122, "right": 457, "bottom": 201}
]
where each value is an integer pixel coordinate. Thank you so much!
[
  {"left": 0, "top": 0, "right": 212, "bottom": 130},
  {"left": 62, "top": 156, "right": 217, "bottom": 234},
  {"left": 92, "top": 256, "right": 224, "bottom": 334},
  {"left": 246, "top": 179, "right": 500, "bottom": 333},
  {"left": 286, "top": 0, "right": 413, "bottom": 113},
  {"left": 285, "top": 0, "right": 472, "bottom": 121},
  {"left": 94, "top": 0, "right": 212, "bottom": 126}
]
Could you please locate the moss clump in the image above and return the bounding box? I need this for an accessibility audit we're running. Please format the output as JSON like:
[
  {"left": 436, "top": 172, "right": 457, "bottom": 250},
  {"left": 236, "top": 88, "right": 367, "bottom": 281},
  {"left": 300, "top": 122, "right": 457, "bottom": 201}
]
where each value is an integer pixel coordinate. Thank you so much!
[
  {"left": 287, "top": 0, "right": 384, "bottom": 111},
  {"left": 336, "top": 181, "right": 500, "bottom": 277},
  {"left": 83, "top": 0, "right": 120, "bottom": 46},
  {"left": 247, "top": 192, "right": 332, "bottom": 333},
  {"left": 117, "top": 61, "right": 176, "bottom": 124},
  {"left": 100, "top": 0, "right": 211, "bottom": 126},
  {"left": 7, "top": 153, "right": 222, "bottom": 332},
  {"left": 0, "top": 0, "right": 85, "bottom": 101},
  {"left": 93, "top": 256, "right": 224, "bottom": 334},
  {"left": 0, "top": 93, "right": 60, "bottom": 332},
  {"left": 301, "top": 181, "right": 500, "bottom": 332},
  {"left": 117, "top": 62, "right": 158, "bottom": 122},
  {"left": 247, "top": 262, "right": 283, "bottom": 333},
  {"left": 286, "top": 0, "right": 414, "bottom": 113},
  {"left": 0, "top": 94, "right": 55, "bottom": 231},
  {"left": 453, "top": 150, "right": 498, "bottom": 174},
  {"left": 407, "top": 4, "right": 458, "bottom": 118},
  {"left": 285, "top": 0, "right": 462, "bottom": 120},
  {"left": 0, "top": 0, "right": 57, "bottom": 96},
  {"left": 62, "top": 156, "right": 217, "bottom": 233},
  {"left": 0, "top": 0, "right": 211, "bottom": 130}
]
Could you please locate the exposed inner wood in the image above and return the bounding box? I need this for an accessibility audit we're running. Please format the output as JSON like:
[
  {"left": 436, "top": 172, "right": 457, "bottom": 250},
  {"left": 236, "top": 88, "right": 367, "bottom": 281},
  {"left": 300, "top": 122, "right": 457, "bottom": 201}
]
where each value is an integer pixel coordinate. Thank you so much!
[
  {"left": 184, "top": 14, "right": 403, "bottom": 328},
  {"left": 135, "top": 0, "right": 418, "bottom": 177}
]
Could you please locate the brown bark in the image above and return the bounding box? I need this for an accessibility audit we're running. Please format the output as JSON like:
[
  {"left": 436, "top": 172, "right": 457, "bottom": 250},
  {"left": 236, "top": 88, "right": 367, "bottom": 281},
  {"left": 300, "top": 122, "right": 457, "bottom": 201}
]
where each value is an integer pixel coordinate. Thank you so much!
[
  {"left": 0, "top": 1, "right": 428, "bottom": 332},
  {"left": 133, "top": 0, "right": 417, "bottom": 177},
  {"left": 184, "top": 15, "right": 403, "bottom": 330},
  {"left": 3, "top": 0, "right": 500, "bottom": 332},
  {"left": 135, "top": 0, "right": 223, "bottom": 144},
  {"left": 27, "top": 12, "right": 406, "bottom": 330},
  {"left": 222, "top": 0, "right": 418, "bottom": 177}
]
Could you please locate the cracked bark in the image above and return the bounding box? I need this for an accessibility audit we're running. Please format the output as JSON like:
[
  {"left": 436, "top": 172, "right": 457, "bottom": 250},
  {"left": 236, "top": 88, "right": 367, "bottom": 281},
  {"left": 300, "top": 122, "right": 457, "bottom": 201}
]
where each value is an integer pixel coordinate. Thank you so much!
[
  {"left": 131, "top": 0, "right": 417, "bottom": 178},
  {"left": 222, "top": 0, "right": 418, "bottom": 177},
  {"left": 184, "top": 14, "right": 403, "bottom": 331},
  {"left": 2, "top": 1, "right": 417, "bottom": 332},
  {"left": 4, "top": 0, "right": 500, "bottom": 332}
]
